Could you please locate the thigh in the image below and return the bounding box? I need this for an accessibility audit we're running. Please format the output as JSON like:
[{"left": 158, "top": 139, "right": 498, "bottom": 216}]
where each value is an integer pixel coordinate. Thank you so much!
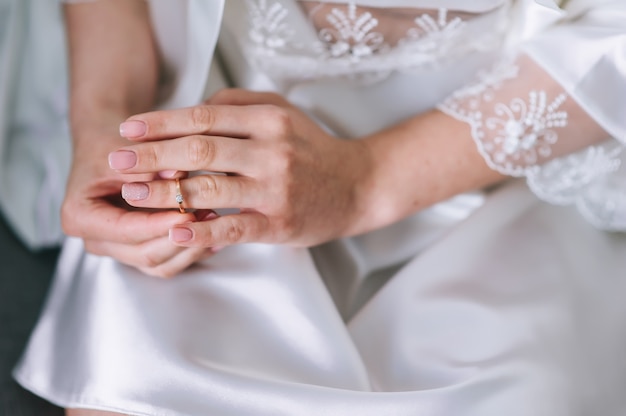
[
  {"left": 17, "top": 242, "right": 371, "bottom": 415},
  {"left": 349, "top": 183, "right": 626, "bottom": 414}
]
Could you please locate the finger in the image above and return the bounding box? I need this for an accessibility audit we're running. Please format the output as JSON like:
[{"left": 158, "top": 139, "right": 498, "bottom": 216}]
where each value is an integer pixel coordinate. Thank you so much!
[
  {"left": 168, "top": 212, "right": 270, "bottom": 247},
  {"left": 67, "top": 199, "right": 196, "bottom": 244},
  {"left": 137, "top": 246, "right": 214, "bottom": 279},
  {"left": 194, "top": 209, "right": 220, "bottom": 222},
  {"left": 206, "top": 88, "right": 289, "bottom": 107},
  {"left": 121, "top": 175, "right": 260, "bottom": 210},
  {"left": 119, "top": 104, "right": 270, "bottom": 141},
  {"left": 108, "top": 134, "right": 262, "bottom": 174},
  {"left": 158, "top": 170, "right": 187, "bottom": 180},
  {"left": 84, "top": 235, "right": 188, "bottom": 270}
]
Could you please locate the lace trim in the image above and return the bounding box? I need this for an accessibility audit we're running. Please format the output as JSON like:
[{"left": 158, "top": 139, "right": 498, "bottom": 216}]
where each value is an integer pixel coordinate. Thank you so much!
[
  {"left": 528, "top": 144, "right": 626, "bottom": 230},
  {"left": 438, "top": 58, "right": 570, "bottom": 177},
  {"left": 245, "top": 1, "right": 506, "bottom": 83},
  {"left": 438, "top": 57, "right": 626, "bottom": 231}
]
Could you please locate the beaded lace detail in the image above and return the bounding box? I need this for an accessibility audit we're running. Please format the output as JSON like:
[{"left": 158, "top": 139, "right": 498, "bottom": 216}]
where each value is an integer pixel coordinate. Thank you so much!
[
  {"left": 439, "top": 57, "right": 626, "bottom": 231},
  {"left": 244, "top": 0, "right": 506, "bottom": 83},
  {"left": 439, "top": 58, "right": 569, "bottom": 176}
]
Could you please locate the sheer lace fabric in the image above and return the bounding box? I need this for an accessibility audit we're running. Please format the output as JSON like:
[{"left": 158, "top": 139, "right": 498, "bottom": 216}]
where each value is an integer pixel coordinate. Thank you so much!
[
  {"left": 238, "top": 0, "right": 510, "bottom": 83},
  {"left": 228, "top": 1, "right": 626, "bottom": 231},
  {"left": 438, "top": 54, "right": 625, "bottom": 231},
  {"left": 62, "top": 0, "right": 626, "bottom": 231}
]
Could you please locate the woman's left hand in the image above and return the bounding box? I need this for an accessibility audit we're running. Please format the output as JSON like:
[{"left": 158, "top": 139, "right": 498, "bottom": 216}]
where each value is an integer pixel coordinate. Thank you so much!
[{"left": 108, "top": 89, "right": 374, "bottom": 248}]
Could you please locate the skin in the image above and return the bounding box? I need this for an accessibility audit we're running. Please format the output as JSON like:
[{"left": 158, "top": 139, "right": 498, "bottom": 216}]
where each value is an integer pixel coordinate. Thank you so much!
[
  {"left": 66, "top": 410, "right": 126, "bottom": 416},
  {"left": 110, "top": 55, "right": 603, "bottom": 251},
  {"left": 61, "top": 3, "right": 608, "bottom": 416},
  {"left": 62, "top": 0, "right": 215, "bottom": 280},
  {"left": 112, "top": 90, "right": 505, "bottom": 249}
]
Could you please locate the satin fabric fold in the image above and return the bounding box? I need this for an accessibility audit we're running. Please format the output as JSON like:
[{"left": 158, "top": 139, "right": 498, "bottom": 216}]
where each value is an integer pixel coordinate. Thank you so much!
[
  {"left": 15, "top": 181, "right": 626, "bottom": 416},
  {"left": 13, "top": 1, "right": 626, "bottom": 415}
]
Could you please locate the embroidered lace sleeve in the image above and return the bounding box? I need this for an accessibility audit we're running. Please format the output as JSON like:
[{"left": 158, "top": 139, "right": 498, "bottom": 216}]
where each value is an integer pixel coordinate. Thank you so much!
[
  {"left": 438, "top": 52, "right": 626, "bottom": 231},
  {"left": 438, "top": 1, "right": 626, "bottom": 231}
]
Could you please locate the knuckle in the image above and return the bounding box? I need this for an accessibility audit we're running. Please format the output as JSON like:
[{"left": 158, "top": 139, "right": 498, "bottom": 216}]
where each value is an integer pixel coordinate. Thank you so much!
[
  {"left": 190, "top": 105, "right": 215, "bottom": 132},
  {"left": 196, "top": 175, "right": 218, "bottom": 198},
  {"left": 187, "top": 137, "right": 215, "bottom": 167},
  {"left": 265, "top": 106, "right": 292, "bottom": 135},
  {"left": 277, "top": 212, "right": 299, "bottom": 237},
  {"left": 223, "top": 219, "right": 244, "bottom": 244},
  {"left": 266, "top": 144, "right": 297, "bottom": 182},
  {"left": 140, "top": 145, "right": 159, "bottom": 169},
  {"left": 275, "top": 142, "right": 296, "bottom": 173}
]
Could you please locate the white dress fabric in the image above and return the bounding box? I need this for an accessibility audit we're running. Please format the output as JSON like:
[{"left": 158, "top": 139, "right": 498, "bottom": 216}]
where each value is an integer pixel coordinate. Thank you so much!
[{"left": 14, "top": 1, "right": 626, "bottom": 415}]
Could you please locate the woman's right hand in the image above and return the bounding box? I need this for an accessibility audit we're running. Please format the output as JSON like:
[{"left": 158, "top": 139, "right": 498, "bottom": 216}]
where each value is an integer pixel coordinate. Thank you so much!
[{"left": 61, "top": 128, "right": 216, "bottom": 278}]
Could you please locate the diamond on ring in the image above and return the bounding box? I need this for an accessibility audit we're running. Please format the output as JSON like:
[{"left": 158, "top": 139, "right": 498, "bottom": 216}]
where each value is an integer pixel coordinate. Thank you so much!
[{"left": 175, "top": 178, "right": 186, "bottom": 214}]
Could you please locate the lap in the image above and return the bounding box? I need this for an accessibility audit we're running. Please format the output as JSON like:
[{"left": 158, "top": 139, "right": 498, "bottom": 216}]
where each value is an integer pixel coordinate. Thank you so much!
[{"left": 15, "top": 182, "right": 626, "bottom": 415}]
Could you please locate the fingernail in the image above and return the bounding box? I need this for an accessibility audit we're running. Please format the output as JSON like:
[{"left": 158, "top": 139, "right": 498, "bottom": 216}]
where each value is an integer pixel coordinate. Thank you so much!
[
  {"left": 200, "top": 211, "right": 219, "bottom": 221},
  {"left": 108, "top": 150, "right": 137, "bottom": 170},
  {"left": 119, "top": 120, "right": 147, "bottom": 138},
  {"left": 211, "top": 246, "right": 224, "bottom": 253},
  {"left": 121, "top": 183, "right": 149, "bottom": 201},
  {"left": 170, "top": 227, "right": 193, "bottom": 243},
  {"left": 159, "top": 170, "right": 178, "bottom": 179}
]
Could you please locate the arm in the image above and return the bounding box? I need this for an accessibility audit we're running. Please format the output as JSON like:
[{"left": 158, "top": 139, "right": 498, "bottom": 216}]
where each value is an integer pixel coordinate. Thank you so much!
[
  {"left": 103, "top": 90, "right": 503, "bottom": 247},
  {"left": 64, "top": 0, "right": 158, "bottom": 138},
  {"left": 62, "top": 0, "right": 211, "bottom": 277},
  {"left": 436, "top": 0, "right": 626, "bottom": 230},
  {"left": 109, "top": 3, "right": 624, "bottom": 247}
]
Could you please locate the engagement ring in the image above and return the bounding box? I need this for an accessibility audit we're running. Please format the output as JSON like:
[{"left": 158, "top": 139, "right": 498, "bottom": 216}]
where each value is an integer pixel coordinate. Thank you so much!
[{"left": 175, "top": 178, "right": 186, "bottom": 214}]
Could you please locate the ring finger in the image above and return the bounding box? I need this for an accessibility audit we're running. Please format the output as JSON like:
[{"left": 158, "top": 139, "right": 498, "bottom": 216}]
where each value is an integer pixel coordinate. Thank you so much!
[{"left": 121, "top": 175, "right": 261, "bottom": 211}]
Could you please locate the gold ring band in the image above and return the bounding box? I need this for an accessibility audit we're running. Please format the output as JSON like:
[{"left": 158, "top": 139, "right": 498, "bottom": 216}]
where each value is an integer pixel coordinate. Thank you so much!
[{"left": 175, "top": 178, "right": 186, "bottom": 214}]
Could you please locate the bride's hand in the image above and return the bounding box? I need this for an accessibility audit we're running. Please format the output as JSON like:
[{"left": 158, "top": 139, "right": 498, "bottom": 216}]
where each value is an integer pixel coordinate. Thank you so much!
[
  {"left": 62, "top": 127, "right": 217, "bottom": 278},
  {"left": 109, "top": 89, "right": 374, "bottom": 248}
]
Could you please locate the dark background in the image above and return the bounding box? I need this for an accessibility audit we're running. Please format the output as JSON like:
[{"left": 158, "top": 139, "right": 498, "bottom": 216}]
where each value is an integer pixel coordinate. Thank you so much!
[{"left": 0, "top": 214, "right": 62, "bottom": 415}]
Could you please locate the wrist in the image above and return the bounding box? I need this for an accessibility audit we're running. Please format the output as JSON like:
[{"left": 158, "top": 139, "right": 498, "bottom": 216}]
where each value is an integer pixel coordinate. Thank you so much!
[
  {"left": 339, "top": 137, "right": 398, "bottom": 237},
  {"left": 352, "top": 143, "right": 393, "bottom": 235}
]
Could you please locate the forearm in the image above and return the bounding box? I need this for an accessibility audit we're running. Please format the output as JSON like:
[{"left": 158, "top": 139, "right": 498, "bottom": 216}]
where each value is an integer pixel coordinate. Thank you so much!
[
  {"left": 357, "top": 48, "right": 612, "bottom": 236},
  {"left": 356, "top": 110, "right": 505, "bottom": 233},
  {"left": 65, "top": 0, "right": 159, "bottom": 147}
]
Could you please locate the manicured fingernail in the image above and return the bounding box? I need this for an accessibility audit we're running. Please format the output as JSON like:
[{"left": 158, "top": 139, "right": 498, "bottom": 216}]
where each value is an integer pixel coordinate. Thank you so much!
[
  {"left": 211, "top": 246, "right": 224, "bottom": 253},
  {"left": 108, "top": 150, "right": 137, "bottom": 170},
  {"left": 119, "top": 120, "right": 147, "bottom": 138},
  {"left": 170, "top": 227, "right": 193, "bottom": 242},
  {"left": 121, "top": 183, "right": 149, "bottom": 201},
  {"left": 159, "top": 170, "right": 178, "bottom": 179},
  {"left": 200, "top": 211, "right": 219, "bottom": 221}
]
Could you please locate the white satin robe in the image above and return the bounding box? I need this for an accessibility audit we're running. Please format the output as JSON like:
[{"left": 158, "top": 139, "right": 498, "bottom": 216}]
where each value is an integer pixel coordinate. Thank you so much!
[{"left": 14, "top": 1, "right": 626, "bottom": 415}]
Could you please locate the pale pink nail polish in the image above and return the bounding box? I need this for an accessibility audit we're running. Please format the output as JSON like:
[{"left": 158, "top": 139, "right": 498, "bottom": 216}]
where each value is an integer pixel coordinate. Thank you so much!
[
  {"left": 122, "top": 183, "right": 149, "bottom": 201},
  {"left": 159, "top": 170, "right": 178, "bottom": 179},
  {"left": 119, "top": 120, "right": 147, "bottom": 138},
  {"left": 200, "top": 211, "right": 219, "bottom": 221},
  {"left": 170, "top": 227, "right": 193, "bottom": 242},
  {"left": 108, "top": 150, "right": 137, "bottom": 170}
]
